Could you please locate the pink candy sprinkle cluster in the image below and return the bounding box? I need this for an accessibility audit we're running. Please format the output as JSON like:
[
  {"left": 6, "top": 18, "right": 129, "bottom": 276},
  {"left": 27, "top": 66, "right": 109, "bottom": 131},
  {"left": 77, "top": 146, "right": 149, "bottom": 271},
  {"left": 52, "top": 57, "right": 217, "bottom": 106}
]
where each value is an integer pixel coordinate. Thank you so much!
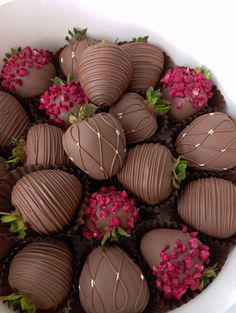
[
  {"left": 0, "top": 47, "right": 53, "bottom": 92},
  {"left": 39, "top": 81, "right": 88, "bottom": 126},
  {"left": 161, "top": 66, "right": 213, "bottom": 110},
  {"left": 153, "top": 228, "right": 210, "bottom": 300},
  {"left": 83, "top": 186, "right": 139, "bottom": 240}
]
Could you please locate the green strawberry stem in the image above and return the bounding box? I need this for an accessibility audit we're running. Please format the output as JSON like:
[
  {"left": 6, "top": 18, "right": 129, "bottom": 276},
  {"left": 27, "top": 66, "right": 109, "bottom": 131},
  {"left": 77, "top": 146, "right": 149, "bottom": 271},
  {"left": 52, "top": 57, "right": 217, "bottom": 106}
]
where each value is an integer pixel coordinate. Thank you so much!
[
  {"left": 195, "top": 66, "right": 211, "bottom": 80},
  {"left": 101, "top": 227, "right": 130, "bottom": 246},
  {"left": 0, "top": 211, "right": 27, "bottom": 240},
  {"left": 65, "top": 27, "right": 87, "bottom": 43},
  {"left": 132, "top": 36, "right": 149, "bottom": 43},
  {"left": 69, "top": 103, "right": 97, "bottom": 124},
  {"left": 7, "top": 137, "right": 26, "bottom": 166},
  {"left": 3, "top": 47, "right": 21, "bottom": 62},
  {"left": 52, "top": 74, "right": 76, "bottom": 86},
  {"left": 172, "top": 158, "right": 187, "bottom": 189},
  {"left": 0, "top": 294, "right": 36, "bottom": 313},
  {"left": 198, "top": 264, "right": 217, "bottom": 291},
  {"left": 146, "top": 87, "right": 171, "bottom": 115}
]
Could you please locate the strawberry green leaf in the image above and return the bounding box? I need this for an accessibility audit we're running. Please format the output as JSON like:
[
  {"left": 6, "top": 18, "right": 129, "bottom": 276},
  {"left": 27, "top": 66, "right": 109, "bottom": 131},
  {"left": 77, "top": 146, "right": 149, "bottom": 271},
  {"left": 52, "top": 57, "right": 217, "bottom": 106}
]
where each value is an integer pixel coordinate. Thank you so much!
[
  {"left": 111, "top": 228, "right": 119, "bottom": 241},
  {"left": 198, "top": 264, "right": 217, "bottom": 291},
  {"left": 7, "top": 136, "right": 25, "bottom": 166},
  {"left": 101, "top": 232, "right": 111, "bottom": 246},
  {"left": 146, "top": 87, "right": 170, "bottom": 115},
  {"left": 65, "top": 27, "right": 87, "bottom": 43},
  {"left": 116, "top": 227, "right": 130, "bottom": 237},
  {"left": 3, "top": 47, "right": 21, "bottom": 62},
  {"left": 132, "top": 36, "right": 149, "bottom": 43},
  {"left": 195, "top": 66, "right": 211, "bottom": 80},
  {"left": 52, "top": 76, "right": 66, "bottom": 86},
  {"left": 0, "top": 294, "right": 36, "bottom": 313},
  {"left": 172, "top": 158, "right": 187, "bottom": 189},
  {"left": 0, "top": 212, "right": 27, "bottom": 240}
]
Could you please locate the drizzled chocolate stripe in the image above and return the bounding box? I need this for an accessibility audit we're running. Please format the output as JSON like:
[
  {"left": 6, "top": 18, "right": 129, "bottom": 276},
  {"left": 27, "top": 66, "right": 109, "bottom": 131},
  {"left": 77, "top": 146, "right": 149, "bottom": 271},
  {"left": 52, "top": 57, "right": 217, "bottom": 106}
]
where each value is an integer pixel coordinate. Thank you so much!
[
  {"left": 8, "top": 241, "right": 73, "bottom": 310},
  {"left": 25, "top": 123, "right": 71, "bottom": 167},
  {"left": 79, "top": 246, "right": 149, "bottom": 313},
  {"left": 11, "top": 169, "right": 82, "bottom": 234},
  {"left": 122, "top": 43, "right": 164, "bottom": 94},
  {"left": 0, "top": 91, "right": 30, "bottom": 149},
  {"left": 63, "top": 113, "right": 126, "bottom": 180},
  {"left": 118, "top": 143, "right": 175, "bottom": 205},
  {"left": 77, "top": 43, "right": 133, "bottom": 106},
  {"left": 110, "top": 92, "right": 157, "bottom": 144},
  {"left": 176, "top": 112, "right": 236, "bottom": 171},
  {"left": 178, "top": 177, "right": 236, "bottom": 238}
]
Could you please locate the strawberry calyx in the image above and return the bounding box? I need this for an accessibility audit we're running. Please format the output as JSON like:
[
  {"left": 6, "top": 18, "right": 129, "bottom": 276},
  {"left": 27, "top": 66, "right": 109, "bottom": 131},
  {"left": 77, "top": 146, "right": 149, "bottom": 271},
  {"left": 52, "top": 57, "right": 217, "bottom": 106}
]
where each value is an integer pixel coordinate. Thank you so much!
[
  {"left": 69, "top": 103, "right": 97, "bottom": 124},
  {"left": 65, "top": 27, "right": 87, "bottom": 44},
  {"left": 101, "top": 226, "right": 130, "bottom": 246},
  {"left": 172, "top": 157, "right": 187, "bottom": 189},
  {"left": 0, "top": 294, "right": 36, "bottom": 313},
  {"left": 132, "top": 36, "right": 149, "bottom": 43},
  {"left": 0, "top": 211, "right": 27, "bottom": 240},
  {"left": 146, "top": 87, "right": 171, "bottom": 115},
  {"left": 3, "top": 47, "right": 22, "bottom": 62},
  {"left": 7, "top": 137, "right": 26, "bottom": 166}
]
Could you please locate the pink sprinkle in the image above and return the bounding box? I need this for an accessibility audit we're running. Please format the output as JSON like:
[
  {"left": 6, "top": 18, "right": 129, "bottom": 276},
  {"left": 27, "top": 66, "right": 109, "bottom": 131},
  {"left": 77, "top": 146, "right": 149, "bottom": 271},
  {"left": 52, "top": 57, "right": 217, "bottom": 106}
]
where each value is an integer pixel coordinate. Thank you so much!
[{"left": 182, "top": 226, "right": 188, "bottom": 233}]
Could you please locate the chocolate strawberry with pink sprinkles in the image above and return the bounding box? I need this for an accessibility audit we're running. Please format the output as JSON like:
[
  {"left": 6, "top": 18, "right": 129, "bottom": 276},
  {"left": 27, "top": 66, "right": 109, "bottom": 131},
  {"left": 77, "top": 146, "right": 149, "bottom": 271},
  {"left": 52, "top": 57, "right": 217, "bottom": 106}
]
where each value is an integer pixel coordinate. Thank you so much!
[
  {"left": 39, "top": 76, "right": 89, "bottom": 128},
  {"left": 0, "top": 47, "right": 56, "bottom": 98},
  {"left": 82, "top": 186, "right": 140, "bottom": 245},
  {"left": 161, "top": 66, "right": 213, "bottom": 122}
]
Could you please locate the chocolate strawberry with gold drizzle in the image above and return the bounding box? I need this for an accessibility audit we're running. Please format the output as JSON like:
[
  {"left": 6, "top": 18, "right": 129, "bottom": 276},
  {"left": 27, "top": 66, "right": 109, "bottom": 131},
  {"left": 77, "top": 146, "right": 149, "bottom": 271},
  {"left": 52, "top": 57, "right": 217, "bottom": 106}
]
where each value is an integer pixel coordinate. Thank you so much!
[{"left": 110, "top": 87, "right": 170, "bottom": 144}]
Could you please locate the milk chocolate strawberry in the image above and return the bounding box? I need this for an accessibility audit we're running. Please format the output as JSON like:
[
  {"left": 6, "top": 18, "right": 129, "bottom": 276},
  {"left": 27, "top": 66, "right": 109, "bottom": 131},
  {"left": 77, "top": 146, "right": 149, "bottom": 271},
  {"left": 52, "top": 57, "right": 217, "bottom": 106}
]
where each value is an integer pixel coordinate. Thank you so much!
[
  {"left": 122, "top": 37, "right": 164, "bottom": 94},
  {"left": 63, "top": 107, "right": 126, "bottom": 180},
  {"left": 118, "top": 143, "right": 187, "bottom": 205},
  {"left": 39, "top": 76, "right": 89, "bottom": 128},
  {"left": 110, "top": 88, "right": 170, "bottom": 144},
  {"left": 59, "top": 27, "right": 99, "bottom": 78},
  {"left": 161, "top": 66, "right": 213, "bottom": 122},
  {"left": 140, "top": 228, "right": 216, "bottom": 300},
  {"left": 82, "top": 186, "right": 139, "bottom": 245},
  {"left": 77, "top": 43, "right": 133, "bottom": 106},
  {"left": 0, "top": 47, "right": 56, "bottom": 98}
]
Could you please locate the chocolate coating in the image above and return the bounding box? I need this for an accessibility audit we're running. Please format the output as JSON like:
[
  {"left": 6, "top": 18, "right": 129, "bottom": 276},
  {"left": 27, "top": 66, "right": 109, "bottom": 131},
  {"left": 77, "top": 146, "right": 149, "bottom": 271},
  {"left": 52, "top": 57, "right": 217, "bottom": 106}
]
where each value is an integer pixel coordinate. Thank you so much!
[
  {"left": 25, "top": 123, "right": 70, "bottom": 167},
  {"left": 110, "top": 92, "right": 157, "bottom": 144},
  {"left": 63, "top": 113, "right": 126, "bottom": 180},
  {"left": 178, "top": 177, "right": 236, "bottom": 238},
  {"left": 0, "top": 91, "right": 30, "bottom": 149},
  {"left": 118, "top": 143, "right": 175, "bottom": 205},
  {"left": 122, "top": 42, "right": 164, "bottom": 94},
  {"left": 13, "top": 63, "right": 56, "bottom": 98},
  {"left": 0, "top": 156, "right": 9, "bottom": 178},
  {"left": 8, "top": 241, "right": 73, "bottom": 310},
  {"left": 77, "top": 43, "right": 133, "bottom": 106},
  {"left": 0, "top": 223, "right": 16, "bottom": 259},
  {"left": 11, "top": 169, "right": 82, "bottom": 234},
  {"left": 140, "top": 229, "right": 201, "bottom": 268},
  {"left": 176, "top": 112, "right": 236, "bottom": 171},
  {"left": 59, "top": 39, "right": 99, "bottom": 77},
  {"left": 79, "top": 245, "right": 149, "bottom": 313}
]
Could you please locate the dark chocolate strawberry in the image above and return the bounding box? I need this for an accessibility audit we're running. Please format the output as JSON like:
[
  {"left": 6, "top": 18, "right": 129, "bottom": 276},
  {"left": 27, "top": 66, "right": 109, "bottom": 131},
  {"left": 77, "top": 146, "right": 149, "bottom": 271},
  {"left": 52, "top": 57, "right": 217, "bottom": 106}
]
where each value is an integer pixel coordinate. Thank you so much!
[
  {"left": 82, "top": 186, "right": 139, "bottom": 245},
  {"left": 140, "top": 228, "right": 217, "bottom": 300},
  {"left": 110, "top": 87, "right": 170, "bottom": 144},
  {"left": 161, "top": 66, "right": 213, "bottom": 122},
  {"left": 0, "top": 47, "right": 56, "bottom": 98},
  {"left": 59, "top": 27, "right": 99, "bottom": 78}
]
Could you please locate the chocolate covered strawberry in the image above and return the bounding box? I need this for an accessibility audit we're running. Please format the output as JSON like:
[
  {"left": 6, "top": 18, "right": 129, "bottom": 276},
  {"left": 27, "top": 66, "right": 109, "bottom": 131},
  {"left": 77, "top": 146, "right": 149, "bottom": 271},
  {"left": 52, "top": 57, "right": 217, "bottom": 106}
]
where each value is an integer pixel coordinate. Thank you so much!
[
  {"left": 39, "top": 76, "right": 89, "bottom": 128},
  {"left": 59, "top": 27, "right": 99, "bottom": 78},
  {"left": 161, "top": 66, "right": 213, "bottom": 121},
  {"left": 140, "top": 227, "right": 217, "bottom": 300},
  {"left": 82, "top": 186, "right": 139, "bottom": 245},
  {"left": 110, "top": 87, "right": 170, "bottom": 144},
  {"left": 77, "top": 43, "right": 133, "bottom": 106},
  {"left": 122, "top": 37, "right": 164, "bottom": 94},
  {"left": 118, "top": 143, "right": 187, "bottom": 205},
  {"left": 0, "top": 47, "right": 56, "bottom": 98},
  {"left": 63, "top": 106, "right": 126, "bottom": 180}
]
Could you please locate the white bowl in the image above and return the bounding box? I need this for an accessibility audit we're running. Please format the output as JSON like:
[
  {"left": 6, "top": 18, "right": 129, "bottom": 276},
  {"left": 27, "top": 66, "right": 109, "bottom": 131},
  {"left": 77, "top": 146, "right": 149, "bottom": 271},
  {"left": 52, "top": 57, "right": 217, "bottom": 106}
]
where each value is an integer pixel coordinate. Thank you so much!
[{"left": 0, "top": 1, "right": 236, "bottom": 312}]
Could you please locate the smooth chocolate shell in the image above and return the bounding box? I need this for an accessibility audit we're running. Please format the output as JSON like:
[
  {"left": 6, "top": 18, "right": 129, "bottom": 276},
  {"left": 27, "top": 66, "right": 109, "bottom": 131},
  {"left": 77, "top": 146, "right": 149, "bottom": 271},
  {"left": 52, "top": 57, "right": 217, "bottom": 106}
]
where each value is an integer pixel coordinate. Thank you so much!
[
  {"left": 59, "top": 39, "right": 99, "bottom": 77},
  {"left": 122, "top": 42, "right": 164, "bottom": 94},
  {"left": 11, "top": 169, "right": 82, "bottom": 234},
  {"left": 176, "top": 112, "right": 236, "bottom": 171},
  {"left": 63, "top": 113, "right": 126, "bottom": 180},
  {"left": 25, "top": 123, "right": 70, "bottom": 167},
  {"left": 0, "top": 156, "right": 9, "bottom": 178},
  {"left": 178, "top": 177, "right": 236, "bottom": 238},
  {"left": 118, "top": 143, "right": 175, "bottom": 205},
  {"left": 110, "top": 92, "right": 157, "bottom": 144},
  {"left": 0, "top": 91, "right": 30, "bottom": 149},
  {"left": 13, "top": 63, "right": 56, "bottom": 98},
  {"left": 140, "top": 229, "right": 201, "bottom": 269},
  {"left": 79, "top": 245, "right": 149, "bottom": 313},
  {"left": 8, "top": 241, "right": 73, "bottom": 310},
  {"left": 77, "top": 43, "right": 133, "bottom": 106}
]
